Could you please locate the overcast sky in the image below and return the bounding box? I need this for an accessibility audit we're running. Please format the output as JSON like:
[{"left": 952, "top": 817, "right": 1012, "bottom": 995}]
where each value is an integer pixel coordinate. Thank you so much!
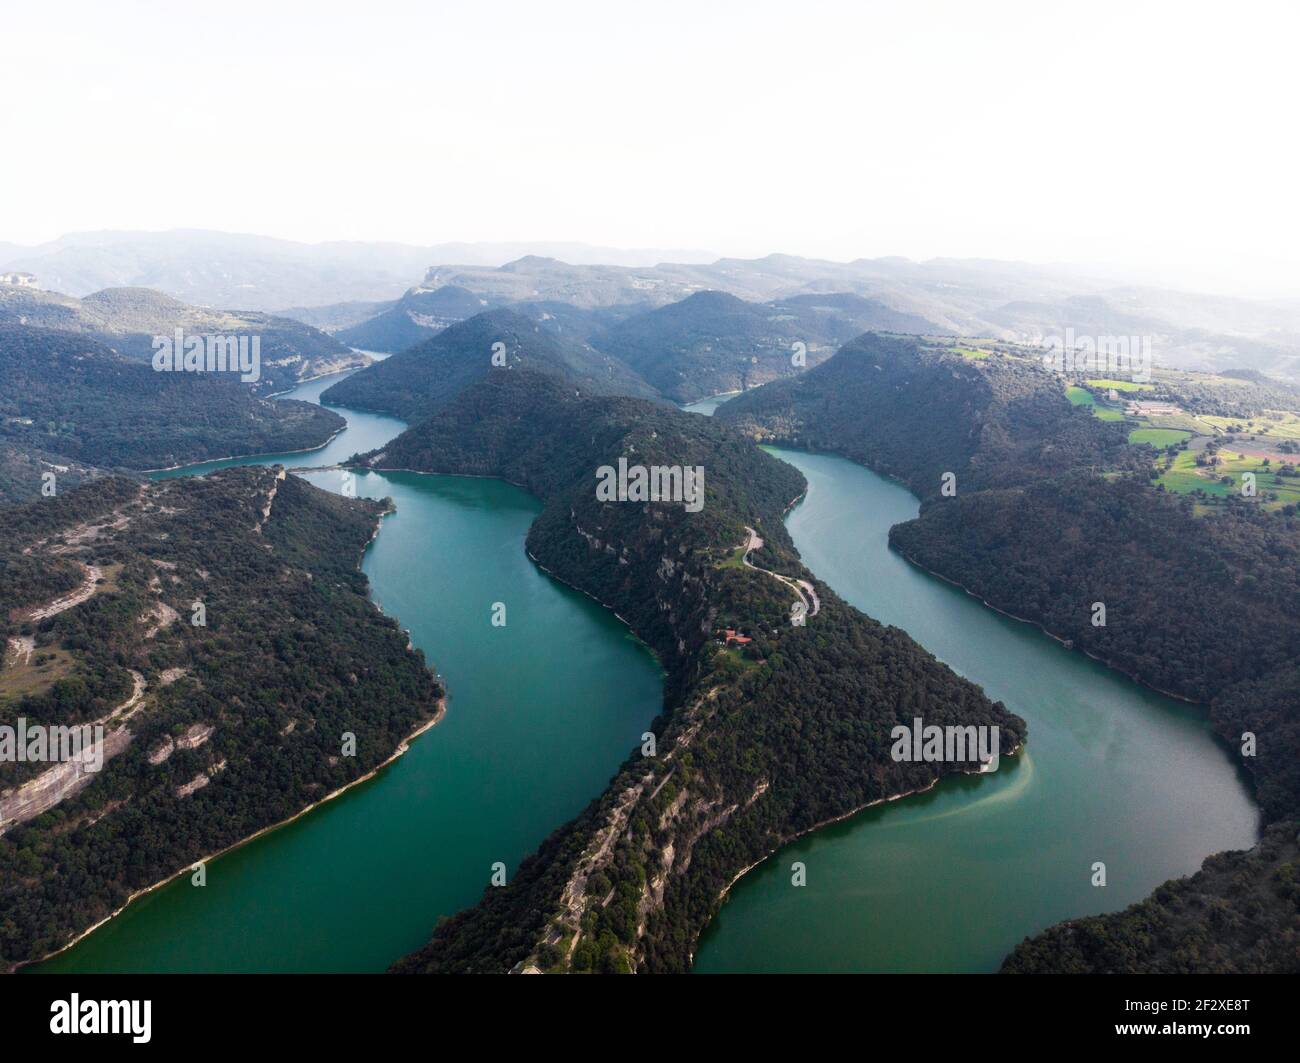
[{"left": 2, "top": 0, "right": 1296, "bottom": 295}]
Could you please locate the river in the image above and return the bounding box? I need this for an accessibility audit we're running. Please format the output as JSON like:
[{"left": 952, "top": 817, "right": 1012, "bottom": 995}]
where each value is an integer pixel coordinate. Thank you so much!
[
  {"left": 32, "top": 369, "right": 664, "bottom": 972},
  {"left": 33, "top": 384, "right": 1260, "bottom": 972},
  {"left": 690, "top": 439, "right": 1259, "bottom": 972}
]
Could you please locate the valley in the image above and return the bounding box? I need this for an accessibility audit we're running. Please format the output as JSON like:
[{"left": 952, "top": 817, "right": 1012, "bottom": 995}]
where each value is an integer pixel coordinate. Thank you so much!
[
  {"left": 10, "top": 334, "right": 1291, "bottom": 975},
  {"left": 694, "top": 447, "right": 1257, "bottom": 972},
  {"left": 5, "top": 0, "right": 1297, "bottom": 1037},
  {"left": 25, "top": 373, "right": 664, "bottom": 973}
]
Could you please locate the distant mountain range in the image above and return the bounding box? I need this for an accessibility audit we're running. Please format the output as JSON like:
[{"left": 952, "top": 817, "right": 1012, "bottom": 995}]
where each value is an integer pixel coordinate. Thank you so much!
[
  {"left": 0, "top": 231, "right": 715, "bottom": 311},
  {"left": 0, "top": 285, "right": 366, "bottom": 394},
  {"left": 316, "top": 253, "right": 1300, "bottom": 382},
  {"left": 6, "top": 231, "right": 1300, "bottom": 381}
]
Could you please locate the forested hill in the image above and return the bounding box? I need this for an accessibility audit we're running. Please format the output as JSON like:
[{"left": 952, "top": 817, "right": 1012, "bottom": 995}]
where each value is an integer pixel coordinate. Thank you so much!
[
  {"left": 0, "top": 468, "right": 443, "bottom": 970},
  {"left": 891, "top": 478, "right": 1300, "bottom": 714},
  {"left": 335, "top": 288, "right": 640, "bottom": 356},
  {"left": 361, "top": 369, "right": 809, "bottom": 693},
  {"left": 0, "top": 285, "right": 367, "bottom": 394},
  {"left": 321, "top": 309, "right": 661, "bottom": 421},
  {"left": 0, "top": 325, "right": 344, "bottom": 480},
  {"left": 591, "top": 290, "right": 939, "bottom": 403},
  {"left": 363, "top": 370, "right": 1024, "bottom": 973},
  {"left": 717, "top": 333, "right": 1300, "bottom": 971},
  {"left": 717, "top": 332, "right": 1139, "bottom": 497},
  {"left": 0, "top": 442, "right": 103, "bottom": 507},
  {"left": 335, "top": 285, "right": 500, "bottom": 352}
]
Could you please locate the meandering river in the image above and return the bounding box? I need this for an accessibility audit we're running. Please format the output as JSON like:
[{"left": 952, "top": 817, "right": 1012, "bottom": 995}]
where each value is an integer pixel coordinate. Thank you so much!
[
  {"left": 33, "top": 383, "right": 1260, "bottom": 972},
  {"left": 685, "top": 403, "right": 1259, "bottom": 971},
  {"left": 33, "top": 370, "right": 663, "bottom": 972}
]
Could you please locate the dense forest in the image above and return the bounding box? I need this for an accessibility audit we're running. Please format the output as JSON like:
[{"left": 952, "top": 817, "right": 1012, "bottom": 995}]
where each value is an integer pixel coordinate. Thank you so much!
[
  {"left": 0, "top": 468, "right": 443, "bottom": 969},
  {"left": 891, "top": 478, "right": 1300, "bottom": 706},
  {"left": 0, "top": 441, "right": 103, "bottom": 505},
  {"left": 717, "top": 333, "right": 1300, "bottom": 971},
  {"left": 360, "top": 369, "right": 1024, "bottom": 974},
  {"left": 719, "top": 332, "right": 1143, "bottom": 494},
  {"left": 0, "top": 325, "right": 344, "bottom": 474},
  {"left": 591, "top": 290, "right": 939, "bottom": 403},
  {"left": 1153, "top": 368, "right": 1300, "bottom": 419},
  {"left": 322, "top": 308, "right": 661, "bottom": 420},
  {"left": 0, "top": 284, "right": 365, "bottom": 394}
]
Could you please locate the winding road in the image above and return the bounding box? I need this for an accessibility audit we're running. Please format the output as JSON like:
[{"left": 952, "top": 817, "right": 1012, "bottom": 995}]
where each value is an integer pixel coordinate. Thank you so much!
[{"left": 742, "top": 526, "right": 820, "bottom": 620}]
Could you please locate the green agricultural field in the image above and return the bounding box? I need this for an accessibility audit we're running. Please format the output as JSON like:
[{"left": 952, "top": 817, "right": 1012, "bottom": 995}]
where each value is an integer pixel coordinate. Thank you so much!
[
  {"left": 1157, "top": 448, "right": 1300, "bottom": 510},
  {"left": 949, "top": 346, "right": 990, "bottom": 360},
  {"left": 1145, "top": 412, "right": 1217, "bottom": 433},
  {"left": 1203, "top": 411, "right": 1300, "bottom": 441},
  {"left": 1129, "top": 428, "right": 1192, "bottom": 447},
  {"left": 1067, "top": 383, "right": 1126, "bottom": 421}
]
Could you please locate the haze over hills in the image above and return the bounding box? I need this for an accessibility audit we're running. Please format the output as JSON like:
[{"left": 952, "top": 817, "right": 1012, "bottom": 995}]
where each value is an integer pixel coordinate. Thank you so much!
[
  {"left": 330, "top": 287, "right": 643, "bottom": 356},
  {"left": 0, "top": 231, "right": 715, "bottom": 311},
  {"left": 0, "top": 284, "right": 367, "bottom": 393},
  {"left": 284, "top": 249, "right": 1300, "bottom": 383},
  {"left": 8, "top": 230, "right": 1300, "bottom": 381},
  {"left": 328, "top": 283, "right": 942, "bottom": 402}
]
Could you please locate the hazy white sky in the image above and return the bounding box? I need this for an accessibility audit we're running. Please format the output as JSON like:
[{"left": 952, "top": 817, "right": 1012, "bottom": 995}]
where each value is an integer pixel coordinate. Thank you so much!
[{"left": 2, "top": 0, "right": 1297, "bottom": 294}]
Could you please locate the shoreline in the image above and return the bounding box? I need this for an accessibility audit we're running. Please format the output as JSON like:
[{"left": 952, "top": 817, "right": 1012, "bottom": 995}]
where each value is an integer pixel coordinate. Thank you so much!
[
  {"left": 692, "top": 748, "right": 1022, "bottom": 966},
  {"left": 680, "top": 390, "right": 741, "bottom": 409},
  {"left": 140, "top": 363, "right": 391, "bottom": 473},
  {"left": 261, "top": 353, "right": 379, "bottom": 398},
  {"left": 767, "top": 443, "right": 1201, "bottom": 707},
  {"left": 892, "top": 546, "right": 1201, "bottom": 706},
  {"left": 715, "top": 748, "right": 1022, "bottom": 903},
  {"left": 355, "top": 463, "right": 531, "bottom": 492},
  {"left": 357, "top": 462, "right": 661, "bottom": 667},
  {"left": 526, "top": 550, "right": 638, "bottom": 634},
  {"left": 10, "top": 495, "right": 439, "bottom": 975},
  {"left": 12, "top": 696, "right": 447, "bottom": 975},
  {"left": 139, "top": 423, "right": 349, "bottom": 474}
]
